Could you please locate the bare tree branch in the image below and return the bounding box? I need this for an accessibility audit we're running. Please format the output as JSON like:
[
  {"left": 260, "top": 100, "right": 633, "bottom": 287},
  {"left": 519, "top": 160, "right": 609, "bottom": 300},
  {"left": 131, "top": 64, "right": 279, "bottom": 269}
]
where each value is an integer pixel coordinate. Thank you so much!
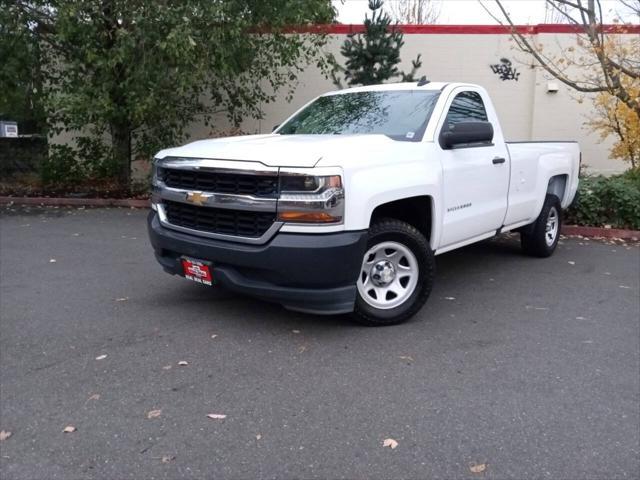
[
  {"left": 492, "top": 0, "right": 640, "bottom": 117},
  {"left": 545, "top": 0, "right": 580, "bottom": 24},
  {"left": 386, "top": 0, "right": 440, "bottom": 24},
  {"left": 492, "top": 0, "right": 606, "bottom": 92},
  {"left": 553, "top": 0, "right": 591, "bottom": 12},
  {"left": 618, "top": 0, "right": 640, "bottom": 16}
]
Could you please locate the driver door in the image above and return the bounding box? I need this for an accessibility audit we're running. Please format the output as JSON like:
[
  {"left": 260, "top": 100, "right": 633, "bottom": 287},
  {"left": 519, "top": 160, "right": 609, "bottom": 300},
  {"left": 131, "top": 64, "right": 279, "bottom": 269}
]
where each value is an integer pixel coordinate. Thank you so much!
[{"left": 437, "top": 89, "right": 509, "bottom": 248}]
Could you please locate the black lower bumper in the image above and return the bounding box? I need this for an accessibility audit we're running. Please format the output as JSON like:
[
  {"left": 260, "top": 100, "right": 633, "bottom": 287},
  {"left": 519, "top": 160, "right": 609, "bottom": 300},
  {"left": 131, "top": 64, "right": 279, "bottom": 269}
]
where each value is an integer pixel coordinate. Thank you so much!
[{"left": 147, "top": 212, "right": 368, "bottom": 314}]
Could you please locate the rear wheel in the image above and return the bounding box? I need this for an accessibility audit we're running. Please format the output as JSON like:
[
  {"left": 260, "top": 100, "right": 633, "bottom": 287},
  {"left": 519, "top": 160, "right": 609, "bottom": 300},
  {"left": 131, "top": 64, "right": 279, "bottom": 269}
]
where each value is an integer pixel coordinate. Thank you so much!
[
  {"left": 521, "top": 194, "right": 562, "bottom": 257},
  {"left": 353, "top": 219, "right": 435, "bottom": 326}
]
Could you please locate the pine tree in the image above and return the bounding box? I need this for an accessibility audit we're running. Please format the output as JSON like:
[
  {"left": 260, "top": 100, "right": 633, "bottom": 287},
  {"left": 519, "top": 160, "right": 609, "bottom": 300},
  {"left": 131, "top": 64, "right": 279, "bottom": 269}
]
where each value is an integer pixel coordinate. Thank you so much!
[{"left": 330, "top": 0, "right": 422, "bottom": 88}]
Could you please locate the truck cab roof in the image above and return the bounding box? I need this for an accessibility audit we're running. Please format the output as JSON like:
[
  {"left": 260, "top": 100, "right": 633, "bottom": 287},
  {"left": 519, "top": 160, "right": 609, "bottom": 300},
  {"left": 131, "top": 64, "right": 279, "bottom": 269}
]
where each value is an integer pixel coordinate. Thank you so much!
[{"left": 322, "top": 81, "right": 479, "bottom": 96}]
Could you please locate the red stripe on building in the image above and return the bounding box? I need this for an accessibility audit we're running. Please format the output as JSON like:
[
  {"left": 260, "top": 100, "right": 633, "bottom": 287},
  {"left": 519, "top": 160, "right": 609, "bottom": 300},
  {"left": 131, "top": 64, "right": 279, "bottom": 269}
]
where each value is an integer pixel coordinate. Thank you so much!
[{"left": 283, "top": 23, "right": 640, "bottom": 35}]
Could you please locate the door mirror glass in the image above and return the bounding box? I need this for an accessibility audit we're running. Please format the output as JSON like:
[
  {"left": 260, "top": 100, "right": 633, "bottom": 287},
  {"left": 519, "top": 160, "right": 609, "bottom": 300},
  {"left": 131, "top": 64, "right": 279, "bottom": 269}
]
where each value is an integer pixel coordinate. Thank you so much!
[{"left": 439, "top": 121, "right": 494, "bottom": 149}]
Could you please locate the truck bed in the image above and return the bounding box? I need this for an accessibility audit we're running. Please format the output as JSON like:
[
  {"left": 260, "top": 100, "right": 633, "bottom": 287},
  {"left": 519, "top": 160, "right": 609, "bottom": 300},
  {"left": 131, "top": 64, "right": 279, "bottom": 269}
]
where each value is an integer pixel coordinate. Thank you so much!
[{"left": 502, "top": 141, "right": 580, "bottom": 228}]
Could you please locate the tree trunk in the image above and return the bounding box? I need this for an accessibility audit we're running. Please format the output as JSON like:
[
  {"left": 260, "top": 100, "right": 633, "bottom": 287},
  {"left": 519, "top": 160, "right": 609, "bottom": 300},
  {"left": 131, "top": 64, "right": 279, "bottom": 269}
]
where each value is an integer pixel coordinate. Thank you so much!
[{"left": 111, "top": 123, "right": 131, "bottom": 188}]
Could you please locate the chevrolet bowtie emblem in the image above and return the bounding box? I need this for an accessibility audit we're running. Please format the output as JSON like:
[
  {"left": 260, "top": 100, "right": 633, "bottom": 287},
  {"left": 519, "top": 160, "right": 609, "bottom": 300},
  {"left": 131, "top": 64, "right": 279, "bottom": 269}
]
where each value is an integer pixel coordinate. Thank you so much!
[{"left": 185, "top": 191, "right": 210, "bottom": 206}]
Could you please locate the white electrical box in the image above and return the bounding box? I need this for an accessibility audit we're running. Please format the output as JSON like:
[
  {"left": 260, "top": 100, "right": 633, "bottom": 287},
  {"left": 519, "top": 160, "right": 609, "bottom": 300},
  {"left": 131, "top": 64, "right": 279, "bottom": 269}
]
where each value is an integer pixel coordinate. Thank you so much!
[{"left": 0, "top": 121, "right": 18, "bottom": 138}]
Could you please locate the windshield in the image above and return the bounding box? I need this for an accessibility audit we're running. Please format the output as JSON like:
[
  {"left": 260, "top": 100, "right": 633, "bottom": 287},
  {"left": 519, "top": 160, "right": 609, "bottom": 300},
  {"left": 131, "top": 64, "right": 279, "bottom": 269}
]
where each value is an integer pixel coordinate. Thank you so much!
[{"left": 277, "top": 90, "right": 440, "bottom": 142}]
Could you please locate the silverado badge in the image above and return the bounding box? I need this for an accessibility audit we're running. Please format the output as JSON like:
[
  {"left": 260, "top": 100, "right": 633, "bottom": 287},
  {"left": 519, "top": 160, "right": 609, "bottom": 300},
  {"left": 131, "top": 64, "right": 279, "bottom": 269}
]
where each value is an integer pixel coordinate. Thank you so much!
[{"left": 185, "top": 191, "right": 210, "bottom": 206}]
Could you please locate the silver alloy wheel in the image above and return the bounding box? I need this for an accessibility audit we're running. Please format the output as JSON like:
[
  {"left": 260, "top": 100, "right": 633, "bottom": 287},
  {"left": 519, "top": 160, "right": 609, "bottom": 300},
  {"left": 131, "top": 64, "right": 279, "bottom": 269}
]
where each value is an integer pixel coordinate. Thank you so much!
[
  {"left": 357, "top": 241, "right": 419, "bottom": 310},
  {"left": 545, "top": 206, "right": 559, "bottom": 246}
]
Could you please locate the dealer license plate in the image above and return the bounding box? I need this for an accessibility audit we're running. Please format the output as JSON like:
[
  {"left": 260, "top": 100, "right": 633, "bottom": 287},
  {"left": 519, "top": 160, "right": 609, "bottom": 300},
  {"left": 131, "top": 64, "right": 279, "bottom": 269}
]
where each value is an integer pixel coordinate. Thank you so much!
[{"left": 181, "top": 257, "right": 213, "bottom": 286}]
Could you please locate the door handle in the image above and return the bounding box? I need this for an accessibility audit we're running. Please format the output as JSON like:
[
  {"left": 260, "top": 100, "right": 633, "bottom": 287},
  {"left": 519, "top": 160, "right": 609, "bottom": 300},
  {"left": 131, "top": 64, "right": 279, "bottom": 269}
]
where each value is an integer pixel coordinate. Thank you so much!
[{"left": 492, "top": 157, "right": 506, "bottom": 165}]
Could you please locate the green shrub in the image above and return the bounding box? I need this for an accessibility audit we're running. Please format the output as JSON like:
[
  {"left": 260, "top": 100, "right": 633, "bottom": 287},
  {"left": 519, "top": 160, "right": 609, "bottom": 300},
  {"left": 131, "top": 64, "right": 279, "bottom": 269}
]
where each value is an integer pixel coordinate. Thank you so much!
[
  {"left": 41, "top": 144, "right": 85, "bottom": 184},
  {"left": 41, "top": 138, "right": 120, "bottom": 185},
  {"left": 75, "top": 136, "right": 120, "bottom": 180},
  {"left": 565, "top": 169, "right": 640, "bottom": 230}
]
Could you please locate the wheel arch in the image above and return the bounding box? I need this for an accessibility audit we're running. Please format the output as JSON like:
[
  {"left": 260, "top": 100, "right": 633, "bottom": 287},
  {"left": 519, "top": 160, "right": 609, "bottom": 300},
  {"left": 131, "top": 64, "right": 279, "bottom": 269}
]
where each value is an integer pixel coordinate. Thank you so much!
[
  {"left": 547, "top": 174, "right": 568, "bottom": 204},
  {"left": 369, "top": 195, "right": 436, "bottom": 248},
  {"left": 529, "top": 167, "right": 571, "bottom": 223}
]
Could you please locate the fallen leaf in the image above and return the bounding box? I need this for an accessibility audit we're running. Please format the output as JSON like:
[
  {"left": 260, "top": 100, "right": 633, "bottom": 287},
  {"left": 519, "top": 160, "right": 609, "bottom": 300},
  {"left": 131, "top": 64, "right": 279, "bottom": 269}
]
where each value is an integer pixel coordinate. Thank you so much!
[
  {"left": 161, "top": 455, "right": 175, "bottom": 463},
  {"left": 162, "top": 365, "right": 172, "bottom": 370},
  {"left": 147, "top": 409, "right": 162, "bottom": 419},
  {"left": 382, "top": 438, "right": 398, "bottom": 449},
  {"left": 178, "top": 360, "right": 189, "bottom": 366},
  {"left": 115, "top": 297, "right": 129, "bottom": 302},
  {"left": 399, "top": 355, "right": 414, "bottom": 363},
  {"left": 256, "top": 434, "right": 262, "bottom": 440},
  {"left": 568, "top": 261, "right": 575, "bottom": 265},
  {"left": 63, "top": 425, "right": 76, "bottom": 433},
  {"left": 87, "top": 393, "right": 100, "bottom": 401},
  {"left": 210, "top": 334, "right": 218, "bottom": 339},
  {"left": 0, "top": 431, "right": 12, "bottom": 441},
  {"left": 207, "top": 413, "right": 227, "bottom": 420},
  {"left": 95, "top": 354, "right": 107, "bottom": 360},
  {"left": 298, "top": 344, "right": 307, "bottom": 354},
  {"left": 444, "top": 296, "right": 456, "bottom": 301},
  {"left": 469, "top": 463, "right": 487, "bottom": 474},
  {"left": 525, "top": 305, "right": 548, "bottom": 311},
  {"left": 49, "top": 258, "right": 57, "bottom": 263}
]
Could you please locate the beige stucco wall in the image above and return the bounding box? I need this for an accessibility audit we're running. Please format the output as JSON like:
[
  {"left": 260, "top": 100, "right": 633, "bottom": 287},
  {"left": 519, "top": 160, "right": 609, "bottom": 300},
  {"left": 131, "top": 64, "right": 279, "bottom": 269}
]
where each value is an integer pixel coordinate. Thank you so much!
[{"left": 525, "top": 33, "right": 633, "bottom": 174}]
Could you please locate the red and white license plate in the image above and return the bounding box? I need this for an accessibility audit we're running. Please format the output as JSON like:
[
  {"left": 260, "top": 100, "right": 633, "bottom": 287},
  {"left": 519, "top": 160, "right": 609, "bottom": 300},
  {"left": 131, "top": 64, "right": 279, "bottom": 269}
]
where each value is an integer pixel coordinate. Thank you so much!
[{"left": 181, "top": 258, "right": 213, "bottom": 286}]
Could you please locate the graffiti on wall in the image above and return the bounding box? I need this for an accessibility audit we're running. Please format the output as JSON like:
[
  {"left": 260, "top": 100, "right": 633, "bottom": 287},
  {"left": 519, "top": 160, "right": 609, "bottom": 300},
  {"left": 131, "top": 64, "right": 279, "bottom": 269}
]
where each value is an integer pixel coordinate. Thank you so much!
[{"left": 490, "top": 58, "right": 520, "bottom": 81}]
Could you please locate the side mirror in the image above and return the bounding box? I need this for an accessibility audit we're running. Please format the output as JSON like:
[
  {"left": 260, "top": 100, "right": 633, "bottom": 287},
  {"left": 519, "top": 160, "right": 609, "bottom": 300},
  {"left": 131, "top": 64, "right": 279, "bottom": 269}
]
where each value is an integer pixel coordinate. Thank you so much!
[
  {"left": 440, "top": 121, "right": 494, "bottom": 149},
  {"left": 272, "top": 124, "right": 280, "bottom": 133}
]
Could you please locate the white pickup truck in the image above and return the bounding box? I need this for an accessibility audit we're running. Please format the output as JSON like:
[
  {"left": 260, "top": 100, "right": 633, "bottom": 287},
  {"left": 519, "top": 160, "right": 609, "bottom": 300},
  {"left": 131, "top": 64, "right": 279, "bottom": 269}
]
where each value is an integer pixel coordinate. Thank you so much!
[{"left": 148, "top": 82, "right": 580, "bottom": 325}]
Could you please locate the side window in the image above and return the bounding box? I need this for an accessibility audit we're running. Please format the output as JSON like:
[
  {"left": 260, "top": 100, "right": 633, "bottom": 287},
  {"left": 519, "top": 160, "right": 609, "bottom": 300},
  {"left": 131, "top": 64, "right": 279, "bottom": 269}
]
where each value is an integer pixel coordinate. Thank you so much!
[{"left": 445, "top": 91, "right": 488, "bottom": 128}]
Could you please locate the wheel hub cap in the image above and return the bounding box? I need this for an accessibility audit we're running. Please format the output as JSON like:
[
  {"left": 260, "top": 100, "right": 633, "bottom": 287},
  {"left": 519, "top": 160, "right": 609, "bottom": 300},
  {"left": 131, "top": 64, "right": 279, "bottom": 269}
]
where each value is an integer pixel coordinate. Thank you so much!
[
  {"left": 357, "top": 241, "right": 419, "bottom": 310},
  {"left": 371, "top": 260, "right": 396, "bottom": 286},
  {"left": 545, "top": 206, "right": 559, "bottom": 246}
]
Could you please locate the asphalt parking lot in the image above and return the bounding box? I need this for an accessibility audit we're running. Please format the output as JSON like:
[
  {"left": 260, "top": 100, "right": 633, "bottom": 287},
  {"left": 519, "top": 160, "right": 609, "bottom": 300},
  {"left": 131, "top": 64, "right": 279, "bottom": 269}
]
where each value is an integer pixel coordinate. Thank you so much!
[{"left": 1, "top": 206, "right": 638, "bottom": 480}]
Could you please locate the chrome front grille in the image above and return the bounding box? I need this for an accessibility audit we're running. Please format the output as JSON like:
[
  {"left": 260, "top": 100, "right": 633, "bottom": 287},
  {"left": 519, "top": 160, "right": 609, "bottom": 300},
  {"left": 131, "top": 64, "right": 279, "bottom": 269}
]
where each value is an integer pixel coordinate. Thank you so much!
[
  {"left": 164, "top": 200, "right": 275, "bottom": 238},
  {"left": 159, "top": 167, "right": 278, "bottom": 197},
  {"left": 153, "top": 158, "right": 282, "bottom": 244}
]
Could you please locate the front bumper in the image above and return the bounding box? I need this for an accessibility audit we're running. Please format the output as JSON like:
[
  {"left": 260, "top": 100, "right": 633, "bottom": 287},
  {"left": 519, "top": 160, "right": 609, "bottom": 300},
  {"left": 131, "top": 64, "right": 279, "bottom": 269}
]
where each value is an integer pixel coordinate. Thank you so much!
[{"left": 147, "top": 212, "right": 367, "bottom": 314}]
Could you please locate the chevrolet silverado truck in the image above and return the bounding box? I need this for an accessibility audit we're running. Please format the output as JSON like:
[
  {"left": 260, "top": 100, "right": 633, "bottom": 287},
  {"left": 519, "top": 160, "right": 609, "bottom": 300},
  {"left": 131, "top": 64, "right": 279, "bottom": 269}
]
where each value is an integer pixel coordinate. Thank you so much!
[{"left": 148, "top": 82, "right": 580, "bottom": 325}]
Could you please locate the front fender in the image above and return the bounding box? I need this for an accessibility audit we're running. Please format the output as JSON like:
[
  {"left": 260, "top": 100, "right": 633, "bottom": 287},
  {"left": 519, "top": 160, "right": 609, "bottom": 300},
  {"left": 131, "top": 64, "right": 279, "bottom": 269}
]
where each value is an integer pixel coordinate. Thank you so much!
[{"left": 343, "top": 160, "right": 442, "bottom": 249}]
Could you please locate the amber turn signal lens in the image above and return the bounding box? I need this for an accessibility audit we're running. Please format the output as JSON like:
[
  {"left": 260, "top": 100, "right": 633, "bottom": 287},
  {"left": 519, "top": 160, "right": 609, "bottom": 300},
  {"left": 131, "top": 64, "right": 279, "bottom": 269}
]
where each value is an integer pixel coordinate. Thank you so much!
[
  {"left": 326, "top": 175, "right": 342, "bottom": 188},
  {"left": 278, "top": 211, "right": 340, "bottom": 223}
]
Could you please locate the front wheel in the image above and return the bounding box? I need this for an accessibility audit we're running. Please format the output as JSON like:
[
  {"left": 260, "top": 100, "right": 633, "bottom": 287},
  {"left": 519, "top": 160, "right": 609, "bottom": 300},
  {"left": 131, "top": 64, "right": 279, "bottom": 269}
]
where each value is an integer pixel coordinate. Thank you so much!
[{"left": 352, "top": 219, "right": 435, "bottom": 326}]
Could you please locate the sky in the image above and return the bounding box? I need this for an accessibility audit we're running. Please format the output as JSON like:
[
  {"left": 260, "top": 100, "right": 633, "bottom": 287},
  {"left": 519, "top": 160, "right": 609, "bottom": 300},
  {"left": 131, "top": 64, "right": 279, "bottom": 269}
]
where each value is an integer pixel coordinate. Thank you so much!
[{"left": 332, "top": 0, "right": 639, "bottom": 24}]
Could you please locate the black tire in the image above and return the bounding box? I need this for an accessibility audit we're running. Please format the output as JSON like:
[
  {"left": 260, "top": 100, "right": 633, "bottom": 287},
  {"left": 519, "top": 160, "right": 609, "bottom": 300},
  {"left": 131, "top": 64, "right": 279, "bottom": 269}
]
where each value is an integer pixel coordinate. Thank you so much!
[
  {"left": 521, "top": 194, "right": 562, "bottom": 258},
  {"left": 352, "top": 218, "right": 435, "bottom": 326}
]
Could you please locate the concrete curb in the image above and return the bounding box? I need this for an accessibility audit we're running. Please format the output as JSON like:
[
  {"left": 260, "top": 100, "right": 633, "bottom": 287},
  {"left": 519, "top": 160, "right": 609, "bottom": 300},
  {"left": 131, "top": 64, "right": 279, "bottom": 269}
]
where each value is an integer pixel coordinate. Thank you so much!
[
  {"left": 1, "top": 196, "right": 638, "bottom": 240},
  {"left": 562, "top": 225, "right": 639, "bottom": 241},
  {"left": 0, "top": 196, "right": 149, "bottom": 208}
]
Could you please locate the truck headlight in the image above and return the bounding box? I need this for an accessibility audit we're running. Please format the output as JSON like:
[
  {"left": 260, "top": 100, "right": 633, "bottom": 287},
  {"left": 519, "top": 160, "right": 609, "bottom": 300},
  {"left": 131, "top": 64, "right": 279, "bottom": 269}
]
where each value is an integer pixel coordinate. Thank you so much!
[{"left": 278, "top": 174, "right": 344, "bottom": 224}]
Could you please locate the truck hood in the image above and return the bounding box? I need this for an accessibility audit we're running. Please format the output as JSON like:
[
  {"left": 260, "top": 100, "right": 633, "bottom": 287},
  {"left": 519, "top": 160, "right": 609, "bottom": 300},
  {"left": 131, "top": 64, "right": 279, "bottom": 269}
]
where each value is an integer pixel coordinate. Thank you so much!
[{"left": 155, "top": 134, "right": 397, "bottom": 168}]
